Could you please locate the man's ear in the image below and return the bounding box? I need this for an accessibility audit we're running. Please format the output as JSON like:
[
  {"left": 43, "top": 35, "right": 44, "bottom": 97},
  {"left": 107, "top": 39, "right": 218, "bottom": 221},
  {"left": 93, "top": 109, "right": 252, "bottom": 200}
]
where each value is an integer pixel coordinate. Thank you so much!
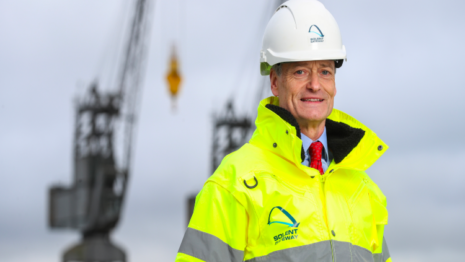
[{"left": 270, "top": 69, "right": 279, "bottom": 96}]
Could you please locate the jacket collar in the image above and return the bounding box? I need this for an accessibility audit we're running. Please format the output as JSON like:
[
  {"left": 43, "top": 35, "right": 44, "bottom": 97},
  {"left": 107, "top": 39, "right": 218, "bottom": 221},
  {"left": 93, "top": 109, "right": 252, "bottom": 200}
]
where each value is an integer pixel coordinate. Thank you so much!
[{"left": 249, "top": 97, "right": 388, "bottom": 171}]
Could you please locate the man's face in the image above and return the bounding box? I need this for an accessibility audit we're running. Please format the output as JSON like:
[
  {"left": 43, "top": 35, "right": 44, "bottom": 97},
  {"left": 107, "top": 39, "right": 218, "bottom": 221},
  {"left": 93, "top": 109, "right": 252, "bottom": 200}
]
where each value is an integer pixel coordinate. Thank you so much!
[{"left": 270, "top": 60, "right": 336, "bottom": 126}]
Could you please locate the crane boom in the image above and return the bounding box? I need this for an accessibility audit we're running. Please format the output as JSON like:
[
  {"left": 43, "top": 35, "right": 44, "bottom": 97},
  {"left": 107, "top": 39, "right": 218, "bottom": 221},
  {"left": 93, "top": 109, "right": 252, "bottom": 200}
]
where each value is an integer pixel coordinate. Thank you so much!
[{"left": 118, "top": 0, "right": 152, "bottom": 171}]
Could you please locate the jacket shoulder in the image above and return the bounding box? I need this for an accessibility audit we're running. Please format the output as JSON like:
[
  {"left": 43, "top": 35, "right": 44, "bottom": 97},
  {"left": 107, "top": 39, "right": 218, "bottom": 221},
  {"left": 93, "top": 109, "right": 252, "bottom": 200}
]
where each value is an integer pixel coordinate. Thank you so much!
[
  {"left": 208, "top": 143, "right": 270, "bottom": 185},
  {"left": 206, "top": 143, "right": 274, "bottom": 202}
]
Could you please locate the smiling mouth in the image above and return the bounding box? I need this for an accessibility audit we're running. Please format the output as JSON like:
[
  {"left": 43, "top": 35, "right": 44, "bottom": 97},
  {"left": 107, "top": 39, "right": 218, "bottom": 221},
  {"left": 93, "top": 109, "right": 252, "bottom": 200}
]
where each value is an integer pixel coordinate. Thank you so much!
[{"left": 301, "top": 98, "right": 324, "bottom": 102}]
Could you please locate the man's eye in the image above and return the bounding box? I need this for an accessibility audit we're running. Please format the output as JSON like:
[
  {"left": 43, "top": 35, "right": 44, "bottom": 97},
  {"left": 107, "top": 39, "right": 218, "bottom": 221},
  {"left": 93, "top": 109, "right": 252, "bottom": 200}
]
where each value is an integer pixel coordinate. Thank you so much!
[
  {"left": 322, "top": 70, "right": 330, "bottom": 75},
  {"left": 295, "top": 70, "right": 304, "bottom": 75}
]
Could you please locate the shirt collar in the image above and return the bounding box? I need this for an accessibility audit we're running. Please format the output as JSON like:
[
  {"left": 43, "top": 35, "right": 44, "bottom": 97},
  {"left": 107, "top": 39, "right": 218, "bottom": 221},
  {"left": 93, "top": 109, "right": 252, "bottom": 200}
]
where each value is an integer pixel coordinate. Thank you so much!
[{"left": 301, "top": 127, "right": 329, "bottom": 162}]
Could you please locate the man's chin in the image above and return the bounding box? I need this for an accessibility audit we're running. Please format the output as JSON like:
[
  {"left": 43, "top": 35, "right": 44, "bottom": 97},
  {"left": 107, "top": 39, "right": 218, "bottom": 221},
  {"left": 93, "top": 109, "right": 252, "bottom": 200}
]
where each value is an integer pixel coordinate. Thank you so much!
[{"left": 297, "top": 115, "right": 326, "bottom": 125}]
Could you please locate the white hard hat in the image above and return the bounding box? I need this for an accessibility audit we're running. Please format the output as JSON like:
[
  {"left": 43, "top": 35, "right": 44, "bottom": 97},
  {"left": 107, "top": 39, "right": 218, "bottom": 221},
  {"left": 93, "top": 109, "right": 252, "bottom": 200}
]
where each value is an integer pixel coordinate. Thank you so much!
[{"left": 260, "top": 0, "right": 347, "bottom": 75}]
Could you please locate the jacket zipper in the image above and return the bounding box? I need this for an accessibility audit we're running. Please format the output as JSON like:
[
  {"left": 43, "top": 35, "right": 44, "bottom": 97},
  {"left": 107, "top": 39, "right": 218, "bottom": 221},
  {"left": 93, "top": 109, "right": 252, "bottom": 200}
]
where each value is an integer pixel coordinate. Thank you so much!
[
  {"left": 321, "top": 166, "right": 337, "bottom": 262},
  {"left": 330, "top": 239, "right": 335, "bottom": 262},
  {"left": 319, "top": 176, "right": 335, "bottom": 262}
]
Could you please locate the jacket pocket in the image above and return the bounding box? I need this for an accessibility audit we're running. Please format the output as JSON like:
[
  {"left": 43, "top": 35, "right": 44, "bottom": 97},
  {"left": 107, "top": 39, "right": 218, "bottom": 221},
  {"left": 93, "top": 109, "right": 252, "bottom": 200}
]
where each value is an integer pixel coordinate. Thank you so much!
[
  {"left": 349, "top": 179, "right": 388, "bottom": 252},
  {"left": 367, "top": 190, "right": 388, "bottom": 252}
]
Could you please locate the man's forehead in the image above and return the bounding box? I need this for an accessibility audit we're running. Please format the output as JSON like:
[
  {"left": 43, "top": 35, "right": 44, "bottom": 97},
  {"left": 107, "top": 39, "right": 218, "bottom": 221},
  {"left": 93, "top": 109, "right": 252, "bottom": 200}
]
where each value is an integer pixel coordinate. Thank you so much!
[{"left": 287, "top": 60, "right": 335, "bottom": 68}]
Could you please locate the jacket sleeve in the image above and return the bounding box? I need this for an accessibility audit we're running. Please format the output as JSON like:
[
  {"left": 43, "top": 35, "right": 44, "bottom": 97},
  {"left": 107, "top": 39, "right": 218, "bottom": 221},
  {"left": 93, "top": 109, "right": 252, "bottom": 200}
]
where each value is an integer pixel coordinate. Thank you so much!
[
  {"left": 175, "top": 181, "right": 248, "bottom": 262},
  {"left": 367, "top": 177, "right": 391, "bottom": 262},
  {"left": 373, "top": 236, "right": 392, "bottom": 262}
]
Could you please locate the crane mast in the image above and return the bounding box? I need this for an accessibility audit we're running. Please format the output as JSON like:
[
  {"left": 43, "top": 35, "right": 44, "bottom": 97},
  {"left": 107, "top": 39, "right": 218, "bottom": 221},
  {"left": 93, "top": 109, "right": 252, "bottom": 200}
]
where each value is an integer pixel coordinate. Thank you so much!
[
  {"left": 49, "top": 0, "right": 153, "bottom": 261},
  {"left": 210, "top": 0, "right": 286, "bottom": 174},
  {"left": 185, "top": 0, "right": 286, "bottom": 225}
]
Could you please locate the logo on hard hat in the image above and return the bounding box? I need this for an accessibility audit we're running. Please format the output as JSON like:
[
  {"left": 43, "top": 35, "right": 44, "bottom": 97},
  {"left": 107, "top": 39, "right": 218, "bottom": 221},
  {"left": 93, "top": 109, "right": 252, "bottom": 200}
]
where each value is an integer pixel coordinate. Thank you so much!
[{"left": 309, "top": 25, "right": 324, "bottom": 43}]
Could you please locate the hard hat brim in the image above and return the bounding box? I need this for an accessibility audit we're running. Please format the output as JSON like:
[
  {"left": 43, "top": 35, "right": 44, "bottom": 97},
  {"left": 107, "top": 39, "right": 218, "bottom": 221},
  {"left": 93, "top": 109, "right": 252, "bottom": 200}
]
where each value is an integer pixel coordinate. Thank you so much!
[{"left": 263, "top": 47, "right": 346, "bottom": 66}]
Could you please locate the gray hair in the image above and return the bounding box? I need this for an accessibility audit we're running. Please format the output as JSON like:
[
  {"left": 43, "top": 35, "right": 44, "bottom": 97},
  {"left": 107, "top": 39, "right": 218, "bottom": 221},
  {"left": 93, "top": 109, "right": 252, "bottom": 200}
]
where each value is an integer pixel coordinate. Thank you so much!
[{"left": 271, "top": 63, "right": 282, "bottom": 76}]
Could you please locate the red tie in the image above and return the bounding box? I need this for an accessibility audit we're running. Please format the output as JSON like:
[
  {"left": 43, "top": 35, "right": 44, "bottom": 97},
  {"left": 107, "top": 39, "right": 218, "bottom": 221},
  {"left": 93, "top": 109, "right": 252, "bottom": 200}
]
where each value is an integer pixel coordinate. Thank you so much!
[{"left": 309, "top": 141, "right": 324, "bottom": 175}]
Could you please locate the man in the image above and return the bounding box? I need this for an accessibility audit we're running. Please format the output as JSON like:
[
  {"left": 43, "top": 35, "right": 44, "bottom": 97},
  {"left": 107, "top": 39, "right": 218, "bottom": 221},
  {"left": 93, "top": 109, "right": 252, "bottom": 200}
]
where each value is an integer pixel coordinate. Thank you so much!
[{"left": 176, "top": 0, "right": 391, "bottom": 261}]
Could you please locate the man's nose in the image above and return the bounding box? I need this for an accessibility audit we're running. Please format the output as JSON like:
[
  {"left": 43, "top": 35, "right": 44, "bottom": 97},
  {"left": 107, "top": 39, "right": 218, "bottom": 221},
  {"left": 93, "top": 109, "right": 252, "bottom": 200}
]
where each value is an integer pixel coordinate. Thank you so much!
[{"left": 307, "top": 72, "right": 321, "bottom": 91}]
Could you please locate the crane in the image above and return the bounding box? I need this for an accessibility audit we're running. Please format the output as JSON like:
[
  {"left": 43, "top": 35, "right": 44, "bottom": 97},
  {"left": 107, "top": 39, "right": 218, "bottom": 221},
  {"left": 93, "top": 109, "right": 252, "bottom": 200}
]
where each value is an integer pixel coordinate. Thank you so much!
[
  {"left": 48, "top": 0, "right": 153, "bottom": 261},
  {"left": 185, "top": 0, "right": 286, "bottom": 225}
]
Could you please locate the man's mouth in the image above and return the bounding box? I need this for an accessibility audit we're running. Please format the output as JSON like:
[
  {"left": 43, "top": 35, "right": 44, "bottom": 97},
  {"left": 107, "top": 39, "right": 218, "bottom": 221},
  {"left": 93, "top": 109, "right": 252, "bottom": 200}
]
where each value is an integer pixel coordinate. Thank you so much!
[{"left": 301, "top": 98, "right": 324, "bottom": 102}]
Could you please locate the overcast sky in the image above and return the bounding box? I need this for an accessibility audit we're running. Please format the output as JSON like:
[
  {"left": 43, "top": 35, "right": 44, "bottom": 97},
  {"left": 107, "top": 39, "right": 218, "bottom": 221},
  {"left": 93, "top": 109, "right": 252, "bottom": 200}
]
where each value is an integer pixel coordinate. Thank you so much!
[{"left": 1, "top": 0, "right": 464, "bottom": 261}]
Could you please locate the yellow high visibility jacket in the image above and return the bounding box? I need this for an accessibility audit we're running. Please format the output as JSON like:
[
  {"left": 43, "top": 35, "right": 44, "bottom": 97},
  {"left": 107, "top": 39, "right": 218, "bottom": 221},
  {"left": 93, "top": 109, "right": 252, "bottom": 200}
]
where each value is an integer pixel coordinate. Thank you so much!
[{"left": 176, "top": 97, "right": 392, "bottom": 262}]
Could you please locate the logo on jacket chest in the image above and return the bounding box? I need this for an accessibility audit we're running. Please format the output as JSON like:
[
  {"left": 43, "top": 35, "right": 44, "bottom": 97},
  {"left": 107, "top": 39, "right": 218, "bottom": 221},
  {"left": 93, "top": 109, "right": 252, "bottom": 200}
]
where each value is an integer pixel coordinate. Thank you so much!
[{"left": 268, "top": 206, "right": 300, "bottom": 245}]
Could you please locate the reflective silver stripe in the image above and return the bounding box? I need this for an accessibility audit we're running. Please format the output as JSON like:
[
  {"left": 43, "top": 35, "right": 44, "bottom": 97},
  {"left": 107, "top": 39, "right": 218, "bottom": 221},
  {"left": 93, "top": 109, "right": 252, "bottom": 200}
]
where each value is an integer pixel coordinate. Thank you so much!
[
  {"left": 382, "top": 237, "right": 391, "bottom": 262},
  {"left": 373, "top": 238, "right": 391, "bottom": 262},
  {"left": 179, "top": 228, "right": 384, "bottom": 262},
  {"left": 245, "top": 241, "right": 333, "bottom": 262},
  {"left": 333, "top": 241, "right": 352, "bottom": 262},
  {"left": 178, "top": 227, "right": 244, "bottom": 262},
  {"left": 245, "top": 241, "right": 374, "bottom": 262},
  {"left": 350, "top": 244, "right": 374, "bottom": 262}
]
